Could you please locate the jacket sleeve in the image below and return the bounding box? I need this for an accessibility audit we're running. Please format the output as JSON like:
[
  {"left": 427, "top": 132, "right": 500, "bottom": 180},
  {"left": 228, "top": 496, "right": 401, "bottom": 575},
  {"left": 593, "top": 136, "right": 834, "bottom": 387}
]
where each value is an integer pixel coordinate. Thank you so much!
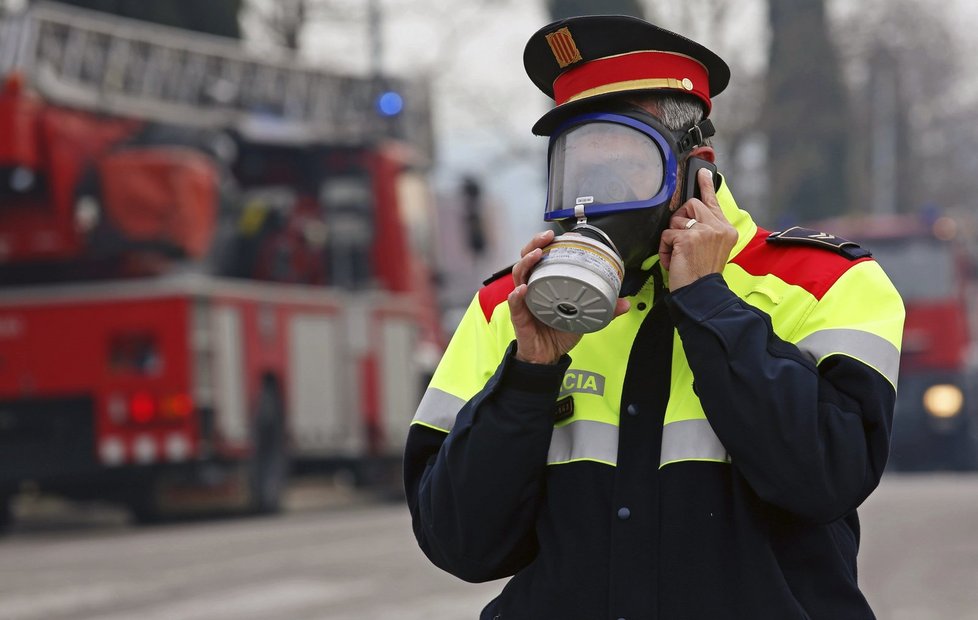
[
  {"left": 404, "top": 292, "right": 568, "bottom": 582},
  {"left": 665, "top": 261, "right": 904, "bottom": 523}
]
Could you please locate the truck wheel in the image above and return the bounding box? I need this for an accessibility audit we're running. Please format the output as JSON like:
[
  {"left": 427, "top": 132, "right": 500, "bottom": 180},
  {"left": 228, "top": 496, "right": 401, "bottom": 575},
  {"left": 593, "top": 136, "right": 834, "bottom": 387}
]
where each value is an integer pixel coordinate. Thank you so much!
[
  {"left": 0, "top": 494, "right": 13, "bottom": 534},
  {"left": 247, "top": 387, "right": 289, "bottom": 514},
  {"left": 127, "top": 475, "right": 166, "bottom": 524},
  {"left": 948, "top": 437, "right": 978, "bottom": 471}
]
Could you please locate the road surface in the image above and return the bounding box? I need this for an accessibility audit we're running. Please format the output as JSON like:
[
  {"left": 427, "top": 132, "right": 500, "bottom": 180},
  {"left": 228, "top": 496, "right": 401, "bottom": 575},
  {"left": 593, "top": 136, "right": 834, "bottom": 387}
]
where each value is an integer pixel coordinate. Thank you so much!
[{"left": 0, "top": 474, "right": 976, "bottom": 619}]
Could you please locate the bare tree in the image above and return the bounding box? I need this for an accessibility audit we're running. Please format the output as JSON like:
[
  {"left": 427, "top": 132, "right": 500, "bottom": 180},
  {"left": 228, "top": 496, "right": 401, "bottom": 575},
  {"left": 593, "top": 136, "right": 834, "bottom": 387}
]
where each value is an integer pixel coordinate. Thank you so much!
[
  {"left": 634, "top": 0, "right": 974, "bottom": 225},
  {"left": 762, "top": 0, "right": 849, "bottom": 224},
  {"left": 833, "top": 0, "right": 969, "bottom": 215},
  {"left": 240, "top": 0, "right": 309, "bottom": 50}
]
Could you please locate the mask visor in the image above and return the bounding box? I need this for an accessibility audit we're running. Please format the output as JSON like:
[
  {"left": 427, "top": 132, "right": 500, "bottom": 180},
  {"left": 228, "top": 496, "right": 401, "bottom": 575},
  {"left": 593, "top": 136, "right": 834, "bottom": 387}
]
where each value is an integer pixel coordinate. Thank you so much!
[{"left": 545, "top": 113, "right": 678, "bottom": 221}]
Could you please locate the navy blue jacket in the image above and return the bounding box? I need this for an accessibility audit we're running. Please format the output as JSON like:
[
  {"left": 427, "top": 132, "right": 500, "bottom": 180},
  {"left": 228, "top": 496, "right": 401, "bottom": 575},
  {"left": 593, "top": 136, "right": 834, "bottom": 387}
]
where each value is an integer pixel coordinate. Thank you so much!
[{"left": 405, "top": 191, "right": 904, "bottom": 619}]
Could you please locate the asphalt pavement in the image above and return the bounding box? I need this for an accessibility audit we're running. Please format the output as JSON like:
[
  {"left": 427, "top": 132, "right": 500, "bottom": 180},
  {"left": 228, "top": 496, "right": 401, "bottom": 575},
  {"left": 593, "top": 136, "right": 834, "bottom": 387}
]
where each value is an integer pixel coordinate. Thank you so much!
[{"left": 0, "top": 474, "right": 975, "bottom": 619}]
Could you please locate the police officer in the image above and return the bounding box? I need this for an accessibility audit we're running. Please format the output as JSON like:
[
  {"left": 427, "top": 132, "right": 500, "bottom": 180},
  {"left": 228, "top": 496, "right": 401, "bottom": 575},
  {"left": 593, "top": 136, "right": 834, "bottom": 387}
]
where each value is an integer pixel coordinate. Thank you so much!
[{"left": 405, "top": 14, "right": 904, "bottom": 620}]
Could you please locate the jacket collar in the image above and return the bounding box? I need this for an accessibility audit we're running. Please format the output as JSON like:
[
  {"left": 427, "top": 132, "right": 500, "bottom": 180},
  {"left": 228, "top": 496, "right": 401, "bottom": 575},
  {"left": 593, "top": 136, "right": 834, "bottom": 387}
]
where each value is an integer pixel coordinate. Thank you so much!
[{"left": 715, "top": 174, "right": 758, "bottom": 261}]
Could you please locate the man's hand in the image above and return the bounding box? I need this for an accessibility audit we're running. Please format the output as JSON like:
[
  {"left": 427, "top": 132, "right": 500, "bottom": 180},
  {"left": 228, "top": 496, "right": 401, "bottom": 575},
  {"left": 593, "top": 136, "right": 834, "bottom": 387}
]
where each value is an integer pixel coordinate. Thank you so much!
[
  {"left": 508, "top": 230, "right": 630, "bottom": 364},
  {"left": 658, "top": 168, "right": 738, "bottom": 291}
]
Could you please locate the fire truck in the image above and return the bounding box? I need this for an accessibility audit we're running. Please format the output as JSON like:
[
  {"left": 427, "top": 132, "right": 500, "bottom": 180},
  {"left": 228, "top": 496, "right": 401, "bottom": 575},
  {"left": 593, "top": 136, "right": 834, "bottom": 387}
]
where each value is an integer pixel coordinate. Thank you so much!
[
  {"left": 813, "top": 213, "right": 978, "bottom": 470},
  {"left": 0, "top": 3, "right": 443, "bottom": 525}
]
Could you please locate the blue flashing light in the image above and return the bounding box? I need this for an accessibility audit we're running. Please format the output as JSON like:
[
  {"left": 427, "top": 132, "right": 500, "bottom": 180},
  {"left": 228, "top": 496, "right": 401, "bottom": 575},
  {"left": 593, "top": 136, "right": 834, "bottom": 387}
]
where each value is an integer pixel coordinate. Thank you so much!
[{"left": 376, "top": 91, "right": 404, "bottom": 117}]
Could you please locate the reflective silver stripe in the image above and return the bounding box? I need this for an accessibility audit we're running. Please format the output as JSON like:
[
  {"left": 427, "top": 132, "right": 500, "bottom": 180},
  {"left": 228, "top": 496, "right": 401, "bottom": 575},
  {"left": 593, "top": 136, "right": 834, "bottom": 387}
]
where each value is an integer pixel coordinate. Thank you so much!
[
  {"left": 659, "top": 419, "right": 729, "bottom": 467},
  {"left": 795, "top": 328, "right": 900, "bottom": 387},
  {"left": 548, "top": 420, "right": 619, "bottom": 466},
  {"left": 411, "top": 388, "right": 466, "bottom": 432}
]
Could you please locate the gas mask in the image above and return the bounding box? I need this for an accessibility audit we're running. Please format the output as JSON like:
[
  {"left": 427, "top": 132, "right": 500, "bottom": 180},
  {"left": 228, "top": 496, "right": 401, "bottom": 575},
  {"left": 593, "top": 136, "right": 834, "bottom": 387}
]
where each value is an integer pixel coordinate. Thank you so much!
[{"left": 526, "top": 107, "right": 713, "bottom": 333}]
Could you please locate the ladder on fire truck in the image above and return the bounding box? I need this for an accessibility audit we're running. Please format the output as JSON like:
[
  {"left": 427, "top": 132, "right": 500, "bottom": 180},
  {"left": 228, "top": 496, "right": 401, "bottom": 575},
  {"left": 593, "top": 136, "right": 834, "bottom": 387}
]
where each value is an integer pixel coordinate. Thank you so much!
[{"left": 0, "top": 1, "right": 432, "bottom": 154}]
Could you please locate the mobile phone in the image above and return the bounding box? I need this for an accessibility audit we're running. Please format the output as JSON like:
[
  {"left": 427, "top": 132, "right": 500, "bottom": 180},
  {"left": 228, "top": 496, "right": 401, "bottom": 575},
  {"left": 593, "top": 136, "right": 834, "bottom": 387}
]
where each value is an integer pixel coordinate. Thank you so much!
[{"left": 681, "top": 157, "right": 719, "bottom": 203}]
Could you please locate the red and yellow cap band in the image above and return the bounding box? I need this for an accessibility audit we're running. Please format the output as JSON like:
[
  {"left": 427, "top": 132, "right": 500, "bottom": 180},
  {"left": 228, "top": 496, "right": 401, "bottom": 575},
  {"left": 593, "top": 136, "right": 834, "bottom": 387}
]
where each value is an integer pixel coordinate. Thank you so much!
[{"left": 552, "top": 50, "right": 712, "bottom": 114}]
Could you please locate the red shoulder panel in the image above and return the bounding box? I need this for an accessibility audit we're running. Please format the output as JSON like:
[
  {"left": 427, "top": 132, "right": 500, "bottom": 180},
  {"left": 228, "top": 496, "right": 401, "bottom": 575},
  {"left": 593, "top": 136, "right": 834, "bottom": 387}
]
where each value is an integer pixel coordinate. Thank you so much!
[
  {"left": 731, "top": 228, "right": 873, "bottom": 300},
  {"left": 478, "top": 273, "right": 517, "bottom": 322}
]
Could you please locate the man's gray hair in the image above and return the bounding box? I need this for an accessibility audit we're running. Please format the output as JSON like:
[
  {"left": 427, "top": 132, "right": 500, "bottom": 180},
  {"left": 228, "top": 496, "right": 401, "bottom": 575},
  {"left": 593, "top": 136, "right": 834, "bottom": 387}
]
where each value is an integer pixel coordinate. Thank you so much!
[
  {"left": 649, "top": 94, "right": 705, "bottom": 133},
  {"left": 626, "top": 92, "right": 710, "bottom": 145}
]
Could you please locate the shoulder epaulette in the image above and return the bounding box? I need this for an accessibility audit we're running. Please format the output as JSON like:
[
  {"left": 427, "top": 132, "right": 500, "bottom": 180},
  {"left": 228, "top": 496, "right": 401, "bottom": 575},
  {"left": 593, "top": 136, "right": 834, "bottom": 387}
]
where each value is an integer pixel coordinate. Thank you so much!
[
  {"left": 766, "top": 226, "right": 872, "bottom": 260},
  {"left": 482, "top": 263, "right": 516, "bottom": 286}
]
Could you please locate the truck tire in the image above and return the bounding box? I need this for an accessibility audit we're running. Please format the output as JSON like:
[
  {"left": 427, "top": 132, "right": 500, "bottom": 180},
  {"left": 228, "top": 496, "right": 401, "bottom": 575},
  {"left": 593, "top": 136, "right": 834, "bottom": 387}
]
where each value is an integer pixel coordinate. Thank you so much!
[
  {"left": 247, "top": 386, "right": 289, "bottom": 514},
  {"left": 125, "top": 478, "right": 166, "bottom": 525},
  {"left": 0, "top": 494, "right": 13, "bottom": 534},
  {"left": 948, "top": 435, "right": 978, "bottom": 471},
  {"left": 127, "top": 474, "right": 166, "bottom": 524}
]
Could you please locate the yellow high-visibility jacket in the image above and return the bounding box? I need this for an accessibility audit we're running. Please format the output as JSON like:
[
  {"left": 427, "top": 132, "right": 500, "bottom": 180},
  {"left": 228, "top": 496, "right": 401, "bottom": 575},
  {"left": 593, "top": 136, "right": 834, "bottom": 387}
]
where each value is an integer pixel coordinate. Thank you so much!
[{"left": 405, "top": 180, "right": 904, "bottom": 620}]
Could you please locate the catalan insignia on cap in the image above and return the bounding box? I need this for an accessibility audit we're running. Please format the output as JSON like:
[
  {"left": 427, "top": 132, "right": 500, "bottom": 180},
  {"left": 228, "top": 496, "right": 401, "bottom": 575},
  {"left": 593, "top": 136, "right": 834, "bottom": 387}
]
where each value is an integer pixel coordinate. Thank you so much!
[{"left": 545, "top": 27, "right": 583, "bottom": 68}]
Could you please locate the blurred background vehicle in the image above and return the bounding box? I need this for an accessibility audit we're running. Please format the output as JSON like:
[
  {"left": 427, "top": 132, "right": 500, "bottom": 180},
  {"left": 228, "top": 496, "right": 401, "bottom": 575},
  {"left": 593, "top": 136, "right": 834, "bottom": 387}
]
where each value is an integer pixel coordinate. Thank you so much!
[
  {"left": 0, "top": 1, "right": 445, "bottom": 527},
  {"left": 808, "top": 212, "right": 978, "bottom": 471}
]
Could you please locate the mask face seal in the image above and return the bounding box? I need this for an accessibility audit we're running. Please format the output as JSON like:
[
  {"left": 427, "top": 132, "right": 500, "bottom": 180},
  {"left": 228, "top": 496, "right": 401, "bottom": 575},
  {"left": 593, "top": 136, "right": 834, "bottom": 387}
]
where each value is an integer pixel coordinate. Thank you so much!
[{"left": 527, "top": 110, "right": 688, "bottom": 334}]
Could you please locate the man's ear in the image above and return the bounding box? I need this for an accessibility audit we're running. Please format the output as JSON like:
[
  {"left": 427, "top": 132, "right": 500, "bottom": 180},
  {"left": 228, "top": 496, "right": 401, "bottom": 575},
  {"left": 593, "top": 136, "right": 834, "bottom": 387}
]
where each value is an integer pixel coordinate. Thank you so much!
[{"left": 687, "top": 145, "right": 715, "bottom": 163}]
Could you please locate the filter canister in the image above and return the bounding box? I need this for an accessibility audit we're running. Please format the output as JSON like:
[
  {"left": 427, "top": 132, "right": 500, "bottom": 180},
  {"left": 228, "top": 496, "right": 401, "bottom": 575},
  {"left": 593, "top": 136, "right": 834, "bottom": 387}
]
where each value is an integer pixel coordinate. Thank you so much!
[{"left": 525, "top": 233, "right": 624, "bottom": 333}]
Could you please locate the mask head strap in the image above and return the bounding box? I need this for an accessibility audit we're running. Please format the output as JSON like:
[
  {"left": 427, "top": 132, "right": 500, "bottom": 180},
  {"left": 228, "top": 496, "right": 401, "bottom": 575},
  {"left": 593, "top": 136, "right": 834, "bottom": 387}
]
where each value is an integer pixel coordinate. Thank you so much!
[{"left": 676, "top": 118, "right": 715, "bottom": 153}]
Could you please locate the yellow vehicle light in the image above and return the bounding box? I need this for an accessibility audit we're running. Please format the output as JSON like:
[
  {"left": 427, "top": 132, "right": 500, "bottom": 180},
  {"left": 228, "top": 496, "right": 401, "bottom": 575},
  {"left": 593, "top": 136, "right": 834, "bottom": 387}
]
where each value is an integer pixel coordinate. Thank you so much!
[{"left": 923, "top": 384, "right": 964, "bottom": 419}]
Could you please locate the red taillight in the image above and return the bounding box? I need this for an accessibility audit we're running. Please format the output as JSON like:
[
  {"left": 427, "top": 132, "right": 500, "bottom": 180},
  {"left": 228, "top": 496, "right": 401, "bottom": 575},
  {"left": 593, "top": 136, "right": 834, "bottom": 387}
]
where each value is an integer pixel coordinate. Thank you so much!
[
  {"left": 129, "top": 392, "right": 156, "bottom": 423},
  {"left": 161, "top": 393, "right": 193, "bottom": 419}
]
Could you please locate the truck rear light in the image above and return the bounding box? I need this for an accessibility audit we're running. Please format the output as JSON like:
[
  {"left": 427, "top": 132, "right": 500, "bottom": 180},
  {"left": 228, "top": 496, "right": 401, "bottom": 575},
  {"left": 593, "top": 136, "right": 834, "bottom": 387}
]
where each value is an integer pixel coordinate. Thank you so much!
[
  {"left": 99, "top": 436, "right": 126, "bottom": 466},
  {"left": 161, "top": 393, "right": 194, "bottom": 419},
  {"left": 130, "top": 392, "right": 157, "bottom": 423},
  {"left": 165, "top": 433, "right": 191, "bottom": 462},
  {"left": 107, "top": 392, "right": 192, "bottom": 425},
  {"left": 133, "top": 434, "right": 157, "bottom": 464}
]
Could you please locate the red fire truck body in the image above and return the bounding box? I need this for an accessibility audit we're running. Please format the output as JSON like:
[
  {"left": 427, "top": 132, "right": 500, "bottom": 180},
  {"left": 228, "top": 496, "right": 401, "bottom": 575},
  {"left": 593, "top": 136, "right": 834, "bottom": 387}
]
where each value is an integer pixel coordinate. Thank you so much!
[
  {"left": 0, "top": 277, "right": 422, "bottom": 515},
  {"left": 0, "top": 3, "right": 441, "bottom": 523}
]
